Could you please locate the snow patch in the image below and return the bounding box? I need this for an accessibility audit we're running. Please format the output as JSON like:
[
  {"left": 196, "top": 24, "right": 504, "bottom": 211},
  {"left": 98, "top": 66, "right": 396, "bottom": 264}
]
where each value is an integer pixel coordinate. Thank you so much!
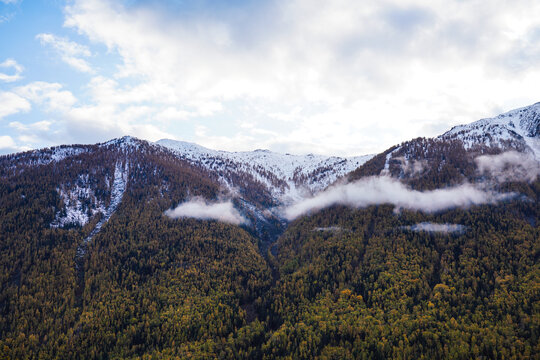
[
  {"left": 380, "top": 147, "right": 401, "bottom": 176},
  {"left": 157, "top": 139, "right": 373, "bottom": 203},
  {"left": 76, "top": 161, "right": 129, "bottom": 257},
  {"left": 100, "top": 136, "right": 141, "bottom": 152},
  {"left": 51, "top": 174, "right": 106, "bottom": 228},
  {"left": 53, "top": 161, "right": 128, "bottom": 240},
  {"left": 441, "top": 102, "right": 540, "bottom": 159},
  {"left": 313, "top": 226, "right": 345, "bottom": 232},
  {"left": 49, "top": 147, "right": 87, "bottom": 162}
]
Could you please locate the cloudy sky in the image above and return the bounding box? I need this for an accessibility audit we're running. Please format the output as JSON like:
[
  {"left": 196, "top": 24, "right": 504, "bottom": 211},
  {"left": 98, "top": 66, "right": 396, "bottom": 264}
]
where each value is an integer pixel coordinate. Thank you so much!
[{"left": 1, "top": 0, "right": 539, "bottom": 156}]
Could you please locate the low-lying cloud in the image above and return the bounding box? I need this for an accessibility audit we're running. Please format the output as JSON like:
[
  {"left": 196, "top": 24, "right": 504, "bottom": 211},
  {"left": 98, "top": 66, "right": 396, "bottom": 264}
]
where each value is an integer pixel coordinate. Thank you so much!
[
  {"left": 165, "top": 197, "right": 247, "bottom": 225},
  {"left": 283, "top": 176, "right": 515, "bottom": 220},
  {"left": 395, "top": 156, "right": 426, "bottom": 176},
  {"left": 475, "top": 151, "right": 540, "bottom": 182},
  {"left": 313, "top": 226, "right": 346, "bottom": 232},
  {"left": 402, "top": 222, "right": 466, "bottom": 234}
]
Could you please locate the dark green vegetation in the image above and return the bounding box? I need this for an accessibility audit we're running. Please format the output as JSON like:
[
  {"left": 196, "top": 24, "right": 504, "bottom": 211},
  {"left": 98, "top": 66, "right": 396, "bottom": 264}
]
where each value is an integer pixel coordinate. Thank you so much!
[
  {"left": 267, "top": 196, "right": 539, "bottom": 359},
  {"left": 0, "top": 140, "right": 538, "bottom": 359}
]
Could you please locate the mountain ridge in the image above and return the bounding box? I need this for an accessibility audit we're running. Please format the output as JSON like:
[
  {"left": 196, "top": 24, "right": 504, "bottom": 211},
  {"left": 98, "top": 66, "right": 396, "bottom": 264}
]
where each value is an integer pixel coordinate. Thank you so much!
[
  {"left": 156, "top": 138, "right": 373, "bottom": 203},
  {"left": 3, "top": 102, "right": 540, "bottom": 228},
  {"left": 440, "top": 102, "right": 540, "bottom": 158},
  {"left": 0, "top": 102, "right": 539, "bottom": 359}
]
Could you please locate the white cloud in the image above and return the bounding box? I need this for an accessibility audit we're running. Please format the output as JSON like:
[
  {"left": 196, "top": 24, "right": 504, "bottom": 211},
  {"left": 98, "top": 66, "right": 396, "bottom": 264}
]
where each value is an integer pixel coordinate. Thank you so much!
[
  {"left": 0, "top": 135, "right": 17, "bottom": 149},
  {"left": 0, "top": 135, "right": 30, "bottom": 154},
  {"left": 475, "top": 151, "right": 540, "bottom": 182},
  {"left": 0, "top": 14, "right": 14, "bottom": 24},
  {"left": 283, "top": 176, "right": 515, "bottom": 220},
  {"left": 9, "top": 120, "right": 52, "bottom": 132},
  {"left": 15, "top": 81, "right": 77, "bottom": 112},
  {"left": 8, "top": 120, "right": 55, "bottom": 145},
  {"left": 0, "top": 58, "right": 23, "bottom": 82},
  {"left": 165, "top": 197, "right": 247, "bottom": 225},
  {"left": 60, "top": 0, "right": 540, "bottom": 155},
  {"left": 6, "top": 79, "right": 174, "bottom": 146},
  {"left": 0, "top": 91, "right": 31, "bottom": 119},
  {"left": 63, "top": 103, "right": 173, "bottom": 144},
  {"left": 402, "top": 222, "right": 466, "bottom": 234},
  {"left": 154, "top": 107, "right": 193, "bottom": 121},
  {"left": 36, "top": 33, "right": 93, "bottom": 73}
]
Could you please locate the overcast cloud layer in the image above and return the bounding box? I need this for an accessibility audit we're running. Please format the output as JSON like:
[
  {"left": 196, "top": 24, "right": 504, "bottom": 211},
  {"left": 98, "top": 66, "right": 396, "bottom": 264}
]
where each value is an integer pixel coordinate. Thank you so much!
[
  {"left": 283, "top": 176, "right": 515, "bottom": 220},
  {"left": 1, "top": 0, "right": 540, "bottom": 154},
  {"left": 165, "top": 198, "right": 247, "bottom": 225}
]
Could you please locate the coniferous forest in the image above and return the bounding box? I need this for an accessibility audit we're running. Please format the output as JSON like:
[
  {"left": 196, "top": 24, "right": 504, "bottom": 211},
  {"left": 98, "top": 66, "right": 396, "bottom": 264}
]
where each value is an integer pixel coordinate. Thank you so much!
[{"left": 0, "top": 139, "right": 538, "bottom": 359}]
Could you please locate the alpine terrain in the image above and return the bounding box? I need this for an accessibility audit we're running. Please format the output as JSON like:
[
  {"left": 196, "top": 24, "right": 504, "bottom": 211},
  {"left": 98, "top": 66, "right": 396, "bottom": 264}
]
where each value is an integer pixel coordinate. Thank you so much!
[{"left": 0, "top": 103, "right": 538, "bottom": 359}]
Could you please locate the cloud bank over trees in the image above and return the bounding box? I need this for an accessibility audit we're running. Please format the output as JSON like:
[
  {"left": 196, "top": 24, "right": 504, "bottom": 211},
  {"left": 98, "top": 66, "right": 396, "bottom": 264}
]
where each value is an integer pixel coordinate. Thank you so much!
[
  {"left": 283, "top": 176, "right": 515, "bottom": 220},
  {"left": 475, "top": 151, "right": 540, "bottom": 182},
  {"left": 165, "top": 198, "right": 247, "bottom": 225}
]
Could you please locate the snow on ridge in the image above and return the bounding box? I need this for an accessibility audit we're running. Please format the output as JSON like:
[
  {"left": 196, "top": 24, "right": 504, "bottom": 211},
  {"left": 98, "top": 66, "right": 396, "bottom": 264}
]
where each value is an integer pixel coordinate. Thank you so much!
[
  {"left": 51, "top": 174, "right": 106, "bottom": 228},
  {"left": 6, "top": 146, "right": 89, "bottom": 169},
  {"left": 440, "top": 102, "right": 540, "bottom": 159},
  {"left": 49, "top": 147, "right": 88, "bottom": 162},
  {"left": 380, "top": 147, "right": 401, "bottom": 176},
  {"left": 52, "top": 161, "right": 129, "bottom": 234},
  {"left": 108, "top": 160, "right": 129, "bottom": 216},
  {"left": 156, "top": 139, "right": 373, "bottom": 202},
  {"left": 100, "top": 136, "right": 142, "bottom": 151},
  {"left": 3, "top": 136, "right": 144, "bottom": 172},
  {"left": 75, "top": 161, "right": 129, "bottom": 257}
]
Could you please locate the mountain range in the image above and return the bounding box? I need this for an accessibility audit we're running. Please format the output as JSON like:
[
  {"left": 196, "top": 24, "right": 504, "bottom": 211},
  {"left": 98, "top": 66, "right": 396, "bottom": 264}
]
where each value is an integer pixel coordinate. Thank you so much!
[{"left": 0, "top": 103, "right": 538, "bottom": 359}]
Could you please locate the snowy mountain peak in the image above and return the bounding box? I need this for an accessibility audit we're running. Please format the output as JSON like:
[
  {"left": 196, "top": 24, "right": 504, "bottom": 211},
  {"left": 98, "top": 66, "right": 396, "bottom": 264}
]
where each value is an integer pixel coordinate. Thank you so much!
[
  {"left": 99, "top": 135, "right": 145, "bottom": 151},
  {"left": 156, "top": 139, "right": 373, "bottom": 203},
  {"left": 511, "top": 103, "right": 540, "bottom": 137},
  {"left": 440, "top": 102, "right": 540, "bottom": 159},
  {"left": 156, "top": 139, "right": 217, "bottom": 156}
]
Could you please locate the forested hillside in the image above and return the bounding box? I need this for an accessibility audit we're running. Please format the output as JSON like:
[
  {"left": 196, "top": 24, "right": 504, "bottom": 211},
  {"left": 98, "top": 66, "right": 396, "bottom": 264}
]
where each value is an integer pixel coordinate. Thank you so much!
[
  {"left": 0, "top": 140, "right": 273, "bottom": 358},
  {"left": 266, "top": 188, "right": 539, "bottom": 358},
  {"left": 0, "top": 106, "right": 539, "bottom": 359}
]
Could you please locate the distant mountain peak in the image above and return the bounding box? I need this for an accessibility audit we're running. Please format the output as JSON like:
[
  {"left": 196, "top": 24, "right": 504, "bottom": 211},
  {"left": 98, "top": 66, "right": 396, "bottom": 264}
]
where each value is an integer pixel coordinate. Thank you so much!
[
  {"left": 440, "top": 102, "right": 540, "bottom": 159},
  {"left": 100, "top": 135, "right": 145, "bottom": 150},
  {"left": 156, "top": 138, "right": 373, "bottom": 203}
]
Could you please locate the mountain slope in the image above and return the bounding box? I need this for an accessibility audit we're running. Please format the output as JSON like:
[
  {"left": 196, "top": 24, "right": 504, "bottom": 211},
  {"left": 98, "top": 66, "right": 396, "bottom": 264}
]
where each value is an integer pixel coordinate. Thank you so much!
[
  {"left": 0, "top": 103, "right": 539, "bottom": 359},
  {"left": 441, "top": 102, "right": 540, "bottom": 158},
  {"left": 263, "top": 103, "right": 540, "bottom": 359},
  {"left": 266, "top": 193, "right": 539, "bottom": 359},
  {"left": 349, "top": 103, "right": 540, "bottom": 191},
  {"left": 157, "top": 139, "right": 373, "bottom": 203},
  {"left": 0, "top": 137, "right": 273, "bottom": 359}
]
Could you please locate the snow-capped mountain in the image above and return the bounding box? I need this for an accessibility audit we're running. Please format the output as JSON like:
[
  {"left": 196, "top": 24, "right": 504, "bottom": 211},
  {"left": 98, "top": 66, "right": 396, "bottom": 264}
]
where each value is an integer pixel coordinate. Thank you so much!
[
  {"left": 156, "top": 139, "right": 373, "bottom": 203},
  {"left": 2, "top": 103, "right": 539, "bottom": 360},
  {"left": 440, "top": 102, "right": 540, "bottom": 159},
  {"left": 3, "top": 101, "right": 540, "bottom": 242},
  {"left": 347, "top": 102, "right": 540, "bottom": 187}
]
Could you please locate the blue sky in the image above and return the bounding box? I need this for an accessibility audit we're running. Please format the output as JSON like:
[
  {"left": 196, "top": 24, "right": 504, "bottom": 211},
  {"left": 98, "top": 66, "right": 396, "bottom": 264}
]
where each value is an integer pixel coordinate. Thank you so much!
[{"left": 1, "top": 0, "right": 540, "bottom": 155}]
